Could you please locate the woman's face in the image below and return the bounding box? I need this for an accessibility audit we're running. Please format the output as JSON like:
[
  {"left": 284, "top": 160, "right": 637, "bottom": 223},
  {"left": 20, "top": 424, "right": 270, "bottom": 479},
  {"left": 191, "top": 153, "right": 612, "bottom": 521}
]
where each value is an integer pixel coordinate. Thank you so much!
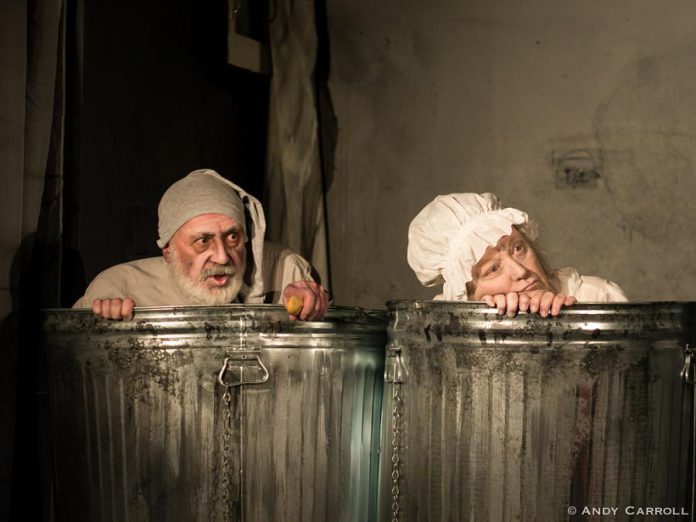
[{"left": 469, "top": 227, "right": 552, "bottom": 300}]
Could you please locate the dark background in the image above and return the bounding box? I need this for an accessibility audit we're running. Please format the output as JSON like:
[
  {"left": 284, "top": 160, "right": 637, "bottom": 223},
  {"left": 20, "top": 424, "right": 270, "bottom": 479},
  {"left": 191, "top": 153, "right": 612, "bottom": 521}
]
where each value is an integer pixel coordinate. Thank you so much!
[{"left": 62, "top": 0, "right": 270, "bottom": 306}]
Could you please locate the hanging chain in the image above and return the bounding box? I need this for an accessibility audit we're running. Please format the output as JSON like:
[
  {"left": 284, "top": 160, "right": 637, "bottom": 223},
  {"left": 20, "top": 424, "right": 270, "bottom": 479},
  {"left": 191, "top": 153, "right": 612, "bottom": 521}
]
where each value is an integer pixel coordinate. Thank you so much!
[
  {"left": 391, "top": 382, "right": 402, "bottom": 522},
  {"left": 385, "top": 344, "right": 406, "bottom": 522},
  {"left": 682, "top": 344, "right": 696, "bottom": 522},
  {"left": 692, "top": 381, "right": 696, "bottom": 522},
  {"left": 220, "top": 386, "right": 233, "bottom": 522}
]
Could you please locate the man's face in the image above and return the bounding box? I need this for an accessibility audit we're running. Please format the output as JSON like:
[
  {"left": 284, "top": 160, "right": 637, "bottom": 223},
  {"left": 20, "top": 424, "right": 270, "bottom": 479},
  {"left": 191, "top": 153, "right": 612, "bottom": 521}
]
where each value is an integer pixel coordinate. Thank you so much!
[
  {"left": 470, "top": 227, "right": 551, "bottom": 300},
  {"left": 163, "top": 213, "right": 247, "bottom": 305}
]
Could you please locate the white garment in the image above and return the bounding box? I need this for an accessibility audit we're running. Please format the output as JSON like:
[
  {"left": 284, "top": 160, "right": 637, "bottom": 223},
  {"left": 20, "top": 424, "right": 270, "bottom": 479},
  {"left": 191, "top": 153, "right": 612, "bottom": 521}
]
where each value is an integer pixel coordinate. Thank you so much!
[
  {"left": 432, "top": 266, "right": 627, "bottom": 302},
  {"left": 552, "top": 267, "right": 628, "bottom": 302},
  {"left": 407, "top": 193, "right": 536, "bottom": 301},
  {"left": 73, "top": 242, "right": 315, "bottom": 308}
]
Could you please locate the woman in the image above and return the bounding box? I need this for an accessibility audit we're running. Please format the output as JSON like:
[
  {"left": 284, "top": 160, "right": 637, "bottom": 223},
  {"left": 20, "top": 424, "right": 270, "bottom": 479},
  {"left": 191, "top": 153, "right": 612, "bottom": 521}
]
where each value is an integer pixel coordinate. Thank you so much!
[{"left": 407, "top": 193, "right": 627, "bottom": 317}]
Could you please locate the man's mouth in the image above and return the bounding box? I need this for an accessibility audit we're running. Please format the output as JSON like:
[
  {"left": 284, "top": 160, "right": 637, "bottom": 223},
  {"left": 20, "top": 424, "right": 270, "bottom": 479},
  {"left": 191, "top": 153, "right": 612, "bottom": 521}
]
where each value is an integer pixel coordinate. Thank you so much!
[
  {"left": 202, "top": 267, "right": 235, "bottom": 287},
  {"left": 207, "top": 274, "right": 230, "bottom": 286}
]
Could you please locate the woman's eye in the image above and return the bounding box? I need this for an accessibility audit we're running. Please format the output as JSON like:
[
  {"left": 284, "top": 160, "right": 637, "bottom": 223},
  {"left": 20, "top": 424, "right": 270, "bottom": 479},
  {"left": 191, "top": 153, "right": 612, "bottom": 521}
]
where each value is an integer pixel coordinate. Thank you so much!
[
  {"left": 514, "top": 242, "right": 526, "bottom": 254},
  {"left": 486, "top": 264, "right": 499, "bottom": 276}
]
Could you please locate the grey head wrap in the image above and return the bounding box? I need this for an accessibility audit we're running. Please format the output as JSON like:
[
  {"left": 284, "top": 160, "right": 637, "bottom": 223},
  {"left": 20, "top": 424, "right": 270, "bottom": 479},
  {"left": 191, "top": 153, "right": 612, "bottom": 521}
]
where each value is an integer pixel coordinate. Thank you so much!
[{"left": 157, "top": 169, "right": 267, "bottom": 303}]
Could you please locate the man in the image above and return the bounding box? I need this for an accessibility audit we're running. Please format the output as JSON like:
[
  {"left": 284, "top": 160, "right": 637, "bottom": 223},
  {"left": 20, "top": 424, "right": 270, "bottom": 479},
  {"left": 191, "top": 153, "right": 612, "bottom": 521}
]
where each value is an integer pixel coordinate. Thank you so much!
[
  {"left": 407, "top": 192, "right": 627, "bottom": 317},
  {"left": 73, "top": 169, "right": 329, "bottom": 320}
]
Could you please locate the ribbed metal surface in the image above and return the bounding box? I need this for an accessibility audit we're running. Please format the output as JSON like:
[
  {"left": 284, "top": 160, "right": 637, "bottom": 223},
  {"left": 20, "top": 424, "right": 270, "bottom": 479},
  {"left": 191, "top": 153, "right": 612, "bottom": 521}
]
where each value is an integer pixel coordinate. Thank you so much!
[
  {"left": 380, "top": 301, "right": 695, "bottom": 522},
  {"left": 43, "top": 305, "right": 386, "bottom": 522}
]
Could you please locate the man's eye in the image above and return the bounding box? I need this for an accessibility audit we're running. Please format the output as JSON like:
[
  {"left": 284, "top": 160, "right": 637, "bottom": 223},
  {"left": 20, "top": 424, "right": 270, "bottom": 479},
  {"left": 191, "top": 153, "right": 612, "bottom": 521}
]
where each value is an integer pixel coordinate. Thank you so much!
[
  {"left": 195, "top": 236, "right": 211, "bottom": 246},
  {"left": 486, "top": 264, "right": 499, "bottom": 276},
  {"left": 227, "top": 232, "right": 239, "bottom": 243},
  {"left": 514, "top": 243, "right": 526, "bottom": 254}
]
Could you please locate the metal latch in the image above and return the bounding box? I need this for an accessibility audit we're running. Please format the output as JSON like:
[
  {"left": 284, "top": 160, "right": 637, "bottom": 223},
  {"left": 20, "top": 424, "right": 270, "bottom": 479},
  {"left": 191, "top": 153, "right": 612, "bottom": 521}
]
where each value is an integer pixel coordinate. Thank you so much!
[
  {"left": 218, "top": 353, "right": 270, "bottom": 387},
  {"left": 681, "top": 344, "right": 695, "bottom": 384},
  {"left": 385, "top": 344, "right": 406, "bottom": 384}
]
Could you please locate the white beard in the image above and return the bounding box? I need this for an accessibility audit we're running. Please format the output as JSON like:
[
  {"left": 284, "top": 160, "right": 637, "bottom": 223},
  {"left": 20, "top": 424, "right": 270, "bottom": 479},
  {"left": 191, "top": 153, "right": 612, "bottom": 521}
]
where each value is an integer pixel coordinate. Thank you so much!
[{"left": 168, "top": 247, "right": 245, "bottom": 305}]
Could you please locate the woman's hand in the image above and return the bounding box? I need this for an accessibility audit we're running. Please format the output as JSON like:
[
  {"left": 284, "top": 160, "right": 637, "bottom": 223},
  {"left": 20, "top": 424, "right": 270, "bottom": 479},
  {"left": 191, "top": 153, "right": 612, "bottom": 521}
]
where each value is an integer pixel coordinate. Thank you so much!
[{"left": 481, "top": 290, "right": 576, "bottom": 317}]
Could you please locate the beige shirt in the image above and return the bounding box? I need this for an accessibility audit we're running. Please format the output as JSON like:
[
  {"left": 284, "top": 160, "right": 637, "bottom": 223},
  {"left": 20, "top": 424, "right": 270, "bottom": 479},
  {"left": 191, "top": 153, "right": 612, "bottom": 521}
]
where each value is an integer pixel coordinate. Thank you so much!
[{"left": 73, "top": 242, "right": 315, "bottom": 308}]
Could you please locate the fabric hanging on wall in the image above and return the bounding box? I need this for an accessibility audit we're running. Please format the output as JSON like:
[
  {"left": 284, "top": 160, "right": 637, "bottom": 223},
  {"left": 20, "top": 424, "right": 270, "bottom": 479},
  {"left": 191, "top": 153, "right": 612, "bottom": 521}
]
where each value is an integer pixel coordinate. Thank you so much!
[
  {"left": 264, "top": 0, "right": 330, "bottom": 289},
  {"left": 0, "top": 1, "right": 65, "bottom": 312},
  {"left": 0, "top": 0, "right": 65, "bottom": 519}
]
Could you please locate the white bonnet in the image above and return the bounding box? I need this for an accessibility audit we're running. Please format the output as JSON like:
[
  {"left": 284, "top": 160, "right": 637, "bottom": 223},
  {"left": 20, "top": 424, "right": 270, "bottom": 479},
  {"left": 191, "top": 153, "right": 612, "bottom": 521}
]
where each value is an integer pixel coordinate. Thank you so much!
[
  {"left": 157, "top": 169, "right": 267, "bottom": 303},
  {"left": 407, "top": 193, "right": 537, "bottom": 301}
]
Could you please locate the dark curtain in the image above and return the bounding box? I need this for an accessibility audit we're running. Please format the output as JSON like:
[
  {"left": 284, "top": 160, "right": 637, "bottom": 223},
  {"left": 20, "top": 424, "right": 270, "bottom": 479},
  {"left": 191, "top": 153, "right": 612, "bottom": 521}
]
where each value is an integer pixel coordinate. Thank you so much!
[
  {"left": 263, "top": 0, "right": 331, "bottom": 288},
  {"left": 0, "top": 0, "right": 65, "bottom": 519}
]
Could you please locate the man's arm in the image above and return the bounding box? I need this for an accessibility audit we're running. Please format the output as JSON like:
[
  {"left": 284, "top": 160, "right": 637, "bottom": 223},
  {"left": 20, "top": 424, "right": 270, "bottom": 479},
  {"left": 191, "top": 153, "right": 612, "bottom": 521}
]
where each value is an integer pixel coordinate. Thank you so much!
[
  {"left": 73, "top": 264, "right": 137, "bottom": 320},
  {"left": 263, "top": 242, "right": 330, "bottom": 321}
]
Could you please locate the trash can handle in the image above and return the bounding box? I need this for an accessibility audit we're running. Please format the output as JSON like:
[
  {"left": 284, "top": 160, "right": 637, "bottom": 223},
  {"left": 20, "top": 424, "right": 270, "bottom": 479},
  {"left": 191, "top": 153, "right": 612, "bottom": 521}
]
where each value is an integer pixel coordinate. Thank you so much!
[{"left": 218, "top": 354, "right": 270, "bottom": 387}]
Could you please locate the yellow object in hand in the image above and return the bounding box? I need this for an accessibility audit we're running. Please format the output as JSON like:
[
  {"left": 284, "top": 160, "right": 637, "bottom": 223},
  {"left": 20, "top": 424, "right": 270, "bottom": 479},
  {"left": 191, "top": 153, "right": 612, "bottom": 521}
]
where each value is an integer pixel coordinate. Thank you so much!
[{"left": 286, "top": 295, "right": 303, "bottom": 315}]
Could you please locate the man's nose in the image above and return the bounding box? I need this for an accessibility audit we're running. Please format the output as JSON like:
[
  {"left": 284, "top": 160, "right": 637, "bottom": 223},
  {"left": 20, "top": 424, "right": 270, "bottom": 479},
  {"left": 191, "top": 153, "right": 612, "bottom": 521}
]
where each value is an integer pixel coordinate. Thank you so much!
[{"left": 209, "top": 237, "right": 231, "bottom": 264}]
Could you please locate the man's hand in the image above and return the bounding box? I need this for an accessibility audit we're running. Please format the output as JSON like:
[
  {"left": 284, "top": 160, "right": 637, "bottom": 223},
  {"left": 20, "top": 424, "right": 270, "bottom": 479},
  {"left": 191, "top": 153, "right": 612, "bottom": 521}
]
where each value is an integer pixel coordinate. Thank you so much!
[
  {"left": 91, "top": 298, "right": 135, "bottom": 320},
  {"left": 482, "top": 290, "right": 576, "bottom": 318},
  {"left": 282, "top": 281, "right": 329, "bottom": 321}
]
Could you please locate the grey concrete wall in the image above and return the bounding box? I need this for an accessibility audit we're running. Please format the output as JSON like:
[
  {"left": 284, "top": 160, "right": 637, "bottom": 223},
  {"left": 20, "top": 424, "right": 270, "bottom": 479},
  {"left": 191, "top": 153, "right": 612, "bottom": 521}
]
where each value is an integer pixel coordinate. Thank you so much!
[{"left": 324, "top": 0, "right": 696, "bottom": 309}]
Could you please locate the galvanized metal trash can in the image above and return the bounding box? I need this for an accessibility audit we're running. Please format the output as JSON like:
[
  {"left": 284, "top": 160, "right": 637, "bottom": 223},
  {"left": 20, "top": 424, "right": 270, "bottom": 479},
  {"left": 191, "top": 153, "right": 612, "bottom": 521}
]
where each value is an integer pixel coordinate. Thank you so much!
[
  {"left": 380, "top": 301, "right": 696, "bottom": 522},
  {"left": 43, "top": 305, "right": 386, "bottom": 522}
]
